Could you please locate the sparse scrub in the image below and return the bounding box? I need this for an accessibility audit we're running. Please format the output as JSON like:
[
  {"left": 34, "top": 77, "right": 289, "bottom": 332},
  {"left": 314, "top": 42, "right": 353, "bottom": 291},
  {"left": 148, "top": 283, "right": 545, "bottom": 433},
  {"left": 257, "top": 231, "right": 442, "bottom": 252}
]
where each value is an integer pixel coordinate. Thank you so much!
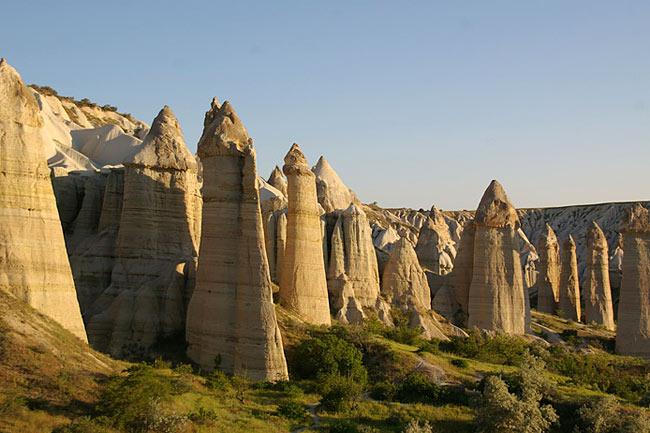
[
  {"left": 205, "top": 369, "right": 230, "bottom": 391},
  {"left": 440, "top": 328, "right": 535, "bottom": 366},
  {"left": 275, "top": 399, "right": 309, "bottom": 421},
  {"left": 403, "top": 420, "right": 434, "bottom": 433}
]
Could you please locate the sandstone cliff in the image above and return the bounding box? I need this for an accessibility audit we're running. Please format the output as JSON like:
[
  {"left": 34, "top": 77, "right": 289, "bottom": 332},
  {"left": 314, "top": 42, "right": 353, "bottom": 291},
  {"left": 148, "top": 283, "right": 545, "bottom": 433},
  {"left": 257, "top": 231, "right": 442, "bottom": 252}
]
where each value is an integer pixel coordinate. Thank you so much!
[
  {"left": 185, "top": 100, "right": 288, "bottom": 380},
  {"left": 0, "top": 59, "right": 87, "bottom": 341}
]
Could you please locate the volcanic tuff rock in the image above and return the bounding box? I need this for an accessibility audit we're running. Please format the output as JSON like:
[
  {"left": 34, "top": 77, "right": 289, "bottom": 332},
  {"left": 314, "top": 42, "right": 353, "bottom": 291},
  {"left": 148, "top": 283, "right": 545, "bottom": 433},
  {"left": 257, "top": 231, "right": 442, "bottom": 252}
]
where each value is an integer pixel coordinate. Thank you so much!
[
  {"left": 558, "top": 235, "right": 581, "bottom": 322},
  {"left": 0, "top": 59, "right": 87, "bottom": 341},
  {"left": 616, "top": 204, "right": 650, "bottom": 357},
  {"left": 312, "top": 156, "right": 359, "bottom": 213},
  {"left": 267, "top": 165, "right": 288, "bottom": 197},
  {"left": 279, "top": 144, "right": 331, "bottom": 325},
  {"left": 381, "top": 238, "right": 446, "bottom": 339},
  {"left": 184, "top": 100, "right": 287, "bottom": 380},
  {"left": 467, "top": 180, "right": 527, "bottom": 334},
  {"left": 85, "top": 106, "right": 202, "bottom": 356},
  {"left": 584, "top": 221, "right": 615, "bottom": 330},
  {"left": 537, "top": 224, "right": 560, "bottom": 314},
  {"left": 327, "top": 204, "right": 381, "bottom": 323},
  {"left": 415, "top": 206, "right": 455, "bottom": 275}
]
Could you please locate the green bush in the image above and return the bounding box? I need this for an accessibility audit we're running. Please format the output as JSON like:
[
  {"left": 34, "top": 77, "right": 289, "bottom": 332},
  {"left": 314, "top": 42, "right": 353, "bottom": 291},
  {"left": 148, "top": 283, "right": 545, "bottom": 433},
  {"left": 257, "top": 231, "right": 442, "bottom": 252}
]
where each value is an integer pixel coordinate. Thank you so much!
[
  {"left": 403, "top": 420, "right": 434, "bottom": 433},
  {"left": 330, "top": 419, "right": 361, "bottom": 433},
  {"left": 96, "top": 364, "right": 172, "bottom": 432},
  {"left": 276, "top": 399, "right": 309, "bottom": 420},
  {"left": 187, "top": 406, "right": 218, "bottom": 425},
  {"left": 451, "top": 358, "right": 469, "bottom": 369},
  {"left": 205, "top": 369, "right": 230, "bottom": 391},
  {"left": 572, "top": 395, "right": 650, "bottom": 433},
  {"left": 396, "top": 374, "right": 447, "bottom": 404},
  {"left": 370, "top": 380, "right": 398, "bottom": 401},
  {"left": 440, "top": 328, "right": 532, "bottom": 365},
  {"left": 320, "top": 374, "right": 364, "bottom": 412}
]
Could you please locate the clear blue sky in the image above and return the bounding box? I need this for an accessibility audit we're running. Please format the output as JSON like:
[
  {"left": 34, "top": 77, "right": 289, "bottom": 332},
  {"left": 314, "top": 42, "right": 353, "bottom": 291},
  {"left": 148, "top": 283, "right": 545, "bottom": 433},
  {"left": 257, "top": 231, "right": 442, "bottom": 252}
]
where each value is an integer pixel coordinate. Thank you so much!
[{"left": 3, "top": 1, "right": 649, "bottom": 210}]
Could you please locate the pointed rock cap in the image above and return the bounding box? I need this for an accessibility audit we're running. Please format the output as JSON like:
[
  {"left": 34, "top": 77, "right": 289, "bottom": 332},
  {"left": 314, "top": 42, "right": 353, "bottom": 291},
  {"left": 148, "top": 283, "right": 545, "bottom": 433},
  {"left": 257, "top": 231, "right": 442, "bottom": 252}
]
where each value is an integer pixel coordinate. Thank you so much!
[
  {"left": 197, "top": 99, "right": 253, "bottom": 159},
  {"left": 622, "top": 203, "right": 650, "bottom": 234},
  {"left": 563, "top": 234, "right": 576, "bottom": 250},
  {"left": 586, "top": 221, "right": 608, "bottom": 251},
  {"left": 0, "top": 58, "right": 42, "bottom": 128},
  {"left": 267, "top": 165, "right": 287, "bottom": 195},
  {"left": 343, "top": 202, "right": 365, "bottom": 217},
  {"left": 312, "top": 156, "right": 340, "bottom": 179},
  {"left": 283, "top": 143, "right": 313, "bottom": 177},
  {"left": 429, "top": 205, "right": 447, "bottom": 227},
  {"left": 538, "top": 223, "right": 558, "bottom": 250},
  {"left": 128, "top": 106, "right": 197, "bottom": 172},
  {"left": 474, "top": 180, "right": 519, "bottom": 228}
]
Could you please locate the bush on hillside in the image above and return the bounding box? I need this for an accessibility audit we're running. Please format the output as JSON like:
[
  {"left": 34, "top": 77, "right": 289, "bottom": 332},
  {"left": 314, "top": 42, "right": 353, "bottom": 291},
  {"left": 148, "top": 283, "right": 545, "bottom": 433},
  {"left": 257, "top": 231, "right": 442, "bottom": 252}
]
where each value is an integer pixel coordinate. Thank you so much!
[
  {"left": 320, "top": 374, "right": 364, "bottom": 412},
  {"left": 440, "top": 328, "right": 534, "bottom": 365}
]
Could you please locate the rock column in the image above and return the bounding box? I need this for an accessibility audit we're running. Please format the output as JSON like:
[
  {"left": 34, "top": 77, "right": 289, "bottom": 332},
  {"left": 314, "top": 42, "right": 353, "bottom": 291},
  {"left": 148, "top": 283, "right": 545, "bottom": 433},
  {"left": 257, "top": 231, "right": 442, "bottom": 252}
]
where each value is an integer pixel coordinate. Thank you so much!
[
  {"left": 537, "top": 223, "right": 560, "bottom": 314},
  {"left": 584, "top": 221, "right": 615, "bottom": 330},
  {"left": 558, "top": 235, "right": 581, "bottom": 322}
]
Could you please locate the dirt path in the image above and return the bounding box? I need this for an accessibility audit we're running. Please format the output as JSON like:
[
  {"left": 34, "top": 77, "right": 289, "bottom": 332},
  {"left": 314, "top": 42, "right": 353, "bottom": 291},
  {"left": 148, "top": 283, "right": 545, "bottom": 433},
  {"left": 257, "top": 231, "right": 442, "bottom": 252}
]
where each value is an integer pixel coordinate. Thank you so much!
[{"left": 290, "top": 402, "right": 321, "bottom": 433}]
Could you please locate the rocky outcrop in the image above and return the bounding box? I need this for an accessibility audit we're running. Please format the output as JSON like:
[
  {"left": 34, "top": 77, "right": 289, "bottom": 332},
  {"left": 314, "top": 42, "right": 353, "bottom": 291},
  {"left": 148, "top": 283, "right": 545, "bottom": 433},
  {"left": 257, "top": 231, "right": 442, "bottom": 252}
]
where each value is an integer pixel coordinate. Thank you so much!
[
  {"left": 558, "top": 235, "right": 581, "bottom": 322},
  {"left": 267, "top": 165, "right": 287, "bottom": 197},
  {"left": 86, "top": 106, "right": 202, "bottom": 355},
  {"left": 327, "top": 204, "right": 381, "bottom": 323},
  {"left": 584, "top": 221, "right": 615, "bottom": 330},
  {"left": 616, "top": 204, "right": 650, "bottom": 357},
  {"left": 467, "top": 180, "right": 527, "bottom": 334},
  {"left": 186, "top": 100, "right": 288, "bottom": 380},
  {"left": 278, "top": 144, "right": 331, "bottom": 325},
  {"left": 0, "top": 59, "right": 87, "bottom": 341},
  {"left": 312, "top": 156, "right": 359, "bottom": 213},
  {"left": 536, "top": 224, "right": 560, "bottom": 314},
  {"left": 381, "top": 238, "right": 446, "bottom": 339},
  {"left": 415, "top": 206, "right": 454, "bottom": 275}
]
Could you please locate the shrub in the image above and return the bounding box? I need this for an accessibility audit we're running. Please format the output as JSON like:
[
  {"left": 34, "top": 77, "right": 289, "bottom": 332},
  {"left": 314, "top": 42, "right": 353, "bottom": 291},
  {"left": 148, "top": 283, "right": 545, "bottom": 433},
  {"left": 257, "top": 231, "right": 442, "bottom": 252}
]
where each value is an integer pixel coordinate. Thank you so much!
[
  {"left": 451, "top": 358, "right": 469, "bottom": 369},
  {"left": 205, "top": 369, "right": 230, "bottom": 391},
  {"left": 573, "top": 396, "right": 620, "bottom": 433},
  {"left": 292, "top": 333, "right": 367, "bottom": 384},
  {"left": 330, "top": 419, "right": 361, "bottom": 433},
  {"left": 153, "top": 357, "right": 172, "bottom": 369},
  {"left": 187, "top": 406, "right": 218, "bottom": 425},
  {"left": 96, "top": 365, "right": 172, "bottom": 432},
  {"left": 173, "top": 363, "right": 194, "bottom": 375},
  {"left": 440, "top": 328, "right": 532, "bottom": 366},
  {"left": 142, "top": 398, "right": 188, "bottom": 433},
  {"left": 370, "top": 380, "right": 398, "bottom": 401},
  {"left": 51, "top": 417, "right": 111, "bottom": 433},
  {"left": 403, "top": 420, "right": 434, "bottom": 433},
  {"left": 396, "top": 374, "right": 447, "bottom": 404},
  {"left": 276, "top": 399, "right": 309, "bottom": 420},
  {"left": 320, "top": 374, "right": 364, "bottom": 412}
]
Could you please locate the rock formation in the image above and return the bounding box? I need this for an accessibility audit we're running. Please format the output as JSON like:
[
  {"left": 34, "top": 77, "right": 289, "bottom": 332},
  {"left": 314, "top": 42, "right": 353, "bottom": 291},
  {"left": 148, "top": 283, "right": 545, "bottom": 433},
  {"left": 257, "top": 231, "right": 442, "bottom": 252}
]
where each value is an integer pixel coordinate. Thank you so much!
[
  {"left": 381, "top": 238, "right": 446, "bottom": 339},
  {"left": 267, "top": 165, "right": 287, "bottom": 197},
  {"left": 327, "top": 204, "right": 382, "bottom": 323},
  {"left": 536, "top": 223, "right": 560, "bottom": 314},
  {"left": 616, "top": 204, "right": 650, "bottom": 357},
  {"left": 415, "top": 206, "right": 454, "bottom": 275},
  {"left": 185, "top": 99, "right": 288, "bottom": 380},
  {"left": 467, "top": 180, "right": 527, "bottom": 334},
  {"left": 312, "top": 156, "right": 359, "bottom": 213},
  {"left": 86, "top": 106, "right": 202, "bottom": 355},
  {"left": 450, "top": 220, "right": 475, "bottom": 322},
  {"left": 278, "top": 144, "right": 331, "bottom": 325},
  {"left": 584, "top": 221, "right": 615, "bottom": 330},
  {"left": 0, "top": 59, "right": 87, "bottom": 341},
  {"left": 558, "top": 235, "right": 581, "bottom": 322}
]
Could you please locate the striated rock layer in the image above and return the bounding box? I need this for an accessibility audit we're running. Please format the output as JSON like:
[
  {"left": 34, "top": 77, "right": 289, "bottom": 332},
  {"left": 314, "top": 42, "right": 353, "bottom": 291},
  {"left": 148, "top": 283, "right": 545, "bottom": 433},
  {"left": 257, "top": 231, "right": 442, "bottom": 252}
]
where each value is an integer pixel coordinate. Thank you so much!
[
  {"left": 0, "top": 59, "right": 87, "bottom": 341},
  {"left": 558, "top": 235, "right": 581, "bottom": 322},
  {"left": 537, "top": 223, "right": 560, "bottom": 314},
  {"left": 186, "top": 100, "right": 288, "bottom": 380},
  {"left": 86, "top": 106, "right": 202, "bottom": 355},
  {"left": 584, "top": 221, "right": 615, "bottom": 330},
  {"left": 279, "top": 144, "right": 331, "bottom": 325},
  {"left": 467, "top": 180, "right": 527, "bottom": 334},
  {"left": 616, "top": 204, "right": 650, "bottom": 357},
  {"left": 267, "top": 166, "right": 287, "bottom": 197}
]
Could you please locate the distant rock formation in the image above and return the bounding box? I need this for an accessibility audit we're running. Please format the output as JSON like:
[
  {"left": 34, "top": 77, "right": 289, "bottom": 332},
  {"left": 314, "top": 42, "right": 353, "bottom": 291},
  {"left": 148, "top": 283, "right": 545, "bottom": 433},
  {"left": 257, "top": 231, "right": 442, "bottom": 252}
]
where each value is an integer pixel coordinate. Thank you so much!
[
  {"left": 312, "top": 156, "right": 359, "bottom": 213},
  {"left": 537, "top": 224, "right": 560, "bottom": 314},
  {"left": 327, "top": 204, "right": 382, "bottom": 323},
  {"left": 558, "top": 235, "right": 581, "bottom": 322},
  {"left": 616, "top": 204, "right": 650, "bottom": 357},
  {"left": 267, "top": 165, "right": 287, "bottom": 197},
  {"left": 85, "top": 106, "right": 202, "bottom": 355},
  {"left": 609, "top": 233, "right": 624, "bottom": 293},
  {"left": 185, "top": 100, "right": 288, "bottom": 380},
  {"left": 415, "top": 206, "right": 454, "bottom": 275},
  {"left": 381, "top": 238, "right": 446, "bottom": 339},
  {"left": 0, "top": 59, "right": 87, "bottom": 341},
  {"left": 279, "top": 144, "right": 332, "bottom": 325},
  {"left": 584, "top": 221, "right": 615, "bottom": 330},
  {"left": 466, "top": 180, "right": 527, "bottom": 334}
]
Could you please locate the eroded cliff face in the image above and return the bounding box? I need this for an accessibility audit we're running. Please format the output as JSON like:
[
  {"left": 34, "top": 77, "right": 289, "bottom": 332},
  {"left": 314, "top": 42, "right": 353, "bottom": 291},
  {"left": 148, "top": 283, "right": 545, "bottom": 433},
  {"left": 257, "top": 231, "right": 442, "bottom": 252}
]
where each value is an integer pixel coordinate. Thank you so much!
[
  {"left": 185, "top": 100, "right": 288, "bottom": 380},
  {"left": 85, "top": 106, "right": 201, "bottom": 356},
  {"left": 0, "top": 59, "right": 87, "bottom": 341},
  {"left": 616, "top": 204, "right": 650, "bottom": 357},
  {"left": 584, "top": 221, "right": 615, "bottom": 330},
  {"left": 279, "top": 144, "right": 332, "bottom": 325}
]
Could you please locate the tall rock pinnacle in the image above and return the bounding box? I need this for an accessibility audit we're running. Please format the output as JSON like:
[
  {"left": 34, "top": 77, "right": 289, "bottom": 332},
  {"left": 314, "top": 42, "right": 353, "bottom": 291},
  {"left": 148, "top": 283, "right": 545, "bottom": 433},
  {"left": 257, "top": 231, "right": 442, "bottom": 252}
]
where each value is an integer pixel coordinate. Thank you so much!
[
  {"left": 616, "top": 204, "right": 650, "bottom": 356},
  {"left": 0, "top": 59, "right": 87, "bottom": 341},
  {"left": 279, "top": 144, "right": 331, "bottom": 325},
  {"left": 558, "top": 235, "right": 581, "bottom": 322},
  {"left": 537, "top": 223, "right": 560, "bottom": 314},
  {"left": 467, "top": 180, "right": 527, "bottom": 334},
  {"left": 186, "top": 100, "right": 288, "bottom": 380},
  {"left": 268, "top": 165, "right": 288, "bottom": 197},
  {"left": 584, "top": 221, "right": 615, "bottom": 330},
  {"left": 312, "top": 156, "right": 359, "bottom": 213}
]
